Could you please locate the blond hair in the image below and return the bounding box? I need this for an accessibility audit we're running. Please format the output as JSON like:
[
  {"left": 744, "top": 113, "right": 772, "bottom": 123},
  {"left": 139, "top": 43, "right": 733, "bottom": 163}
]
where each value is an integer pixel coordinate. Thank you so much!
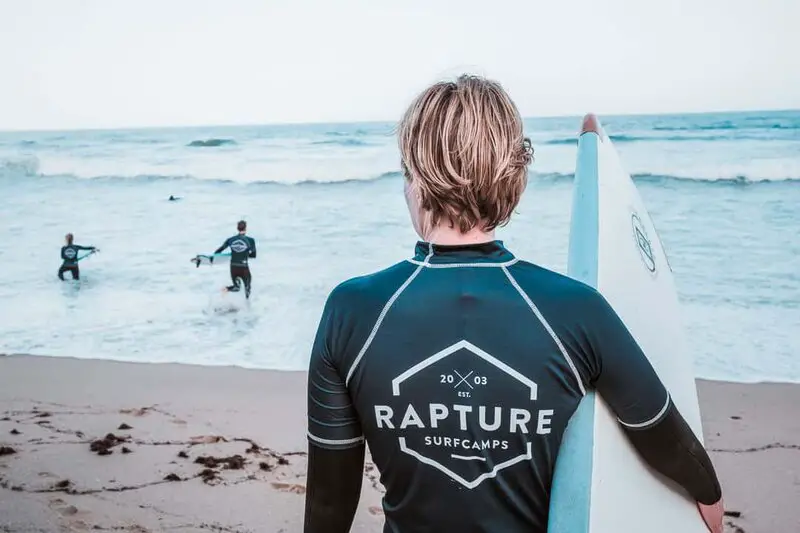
[{"left": 398, "top": 74, "right": 533, "bottom": 233}]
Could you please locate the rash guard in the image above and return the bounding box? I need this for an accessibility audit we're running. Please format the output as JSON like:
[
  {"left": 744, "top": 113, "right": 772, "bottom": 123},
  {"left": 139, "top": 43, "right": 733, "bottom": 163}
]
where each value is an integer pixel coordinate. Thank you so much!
[
  {"left": 306, "top": 241, "right": 720, "bottom": 533},
  {"left": 60, "top": 244, "right": 95, "bottom": 266},
  {"left": 215, "top": 234, "right": 256, "bottom": 267}
]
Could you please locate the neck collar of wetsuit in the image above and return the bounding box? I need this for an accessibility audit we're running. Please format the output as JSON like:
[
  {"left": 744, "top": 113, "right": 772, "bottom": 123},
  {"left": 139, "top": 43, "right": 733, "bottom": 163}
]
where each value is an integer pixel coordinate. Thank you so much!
[{"left": 413, "top": 240, "right": 515, "bottom": 264}]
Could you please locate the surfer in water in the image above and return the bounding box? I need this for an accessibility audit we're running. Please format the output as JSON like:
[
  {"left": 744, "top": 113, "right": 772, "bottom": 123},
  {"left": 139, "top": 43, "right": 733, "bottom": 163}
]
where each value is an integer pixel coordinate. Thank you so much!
[
  {"left": 303, "top": 75, "right": 724, "bottom": 533},
  {"left": 58, "top": 233, "right": 97, "bottom": 281},
  {"left": 213, "top": 220, "right": 256, "bottom": 298}
]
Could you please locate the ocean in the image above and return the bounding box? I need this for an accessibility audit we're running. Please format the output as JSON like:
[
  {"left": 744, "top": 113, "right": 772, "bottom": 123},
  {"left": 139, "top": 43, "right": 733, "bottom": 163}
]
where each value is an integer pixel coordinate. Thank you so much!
[{"left": 0, "top": 111, "right": 798, "bottom": 383}]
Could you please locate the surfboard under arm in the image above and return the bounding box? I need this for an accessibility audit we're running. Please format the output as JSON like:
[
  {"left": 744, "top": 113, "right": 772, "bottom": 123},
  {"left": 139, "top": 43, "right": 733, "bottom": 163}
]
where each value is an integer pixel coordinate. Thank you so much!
[
  {"left": 76, "top": 250, "right": 97, "bottom": 262},
  {"left": 191, "top": 253, "right": 231, "bottom": 266},
  {"left": 548, "top": 114, "right": 706, "bottom": 533}
]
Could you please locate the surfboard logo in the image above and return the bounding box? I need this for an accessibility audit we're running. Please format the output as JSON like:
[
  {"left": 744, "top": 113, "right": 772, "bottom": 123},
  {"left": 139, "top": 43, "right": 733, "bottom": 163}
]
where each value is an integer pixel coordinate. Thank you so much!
[
  {"left": 631, "top": 213, "right": 656, "bottom": 273},
  {"left": 373, "top": 340, "right": 554, "bottom": 489}
]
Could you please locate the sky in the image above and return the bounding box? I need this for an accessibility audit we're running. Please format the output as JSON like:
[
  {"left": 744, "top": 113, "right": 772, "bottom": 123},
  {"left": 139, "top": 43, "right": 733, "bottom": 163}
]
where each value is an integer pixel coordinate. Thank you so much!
[{"left": 0, "top": 0, "right": 798, "bottom": 131}]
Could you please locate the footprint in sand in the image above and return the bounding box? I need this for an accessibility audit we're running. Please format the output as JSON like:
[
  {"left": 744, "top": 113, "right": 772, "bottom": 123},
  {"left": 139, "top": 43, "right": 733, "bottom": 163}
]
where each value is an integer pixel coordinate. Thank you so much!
[
  {"left": 119, "top": 407, "right": 153, "bottom": 417},
  {"left": 271, "top": 482, "right": 306, "bottom": 494},
  {"left": 54, "top": 503, "right": 79, "bottom": 516},
  {"left": 189, "top": 435, "right": 227, "bottom": 445}
]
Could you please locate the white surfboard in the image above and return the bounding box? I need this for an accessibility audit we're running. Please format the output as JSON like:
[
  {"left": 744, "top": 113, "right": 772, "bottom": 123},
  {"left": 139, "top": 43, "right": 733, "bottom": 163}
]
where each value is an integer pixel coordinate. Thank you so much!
[
  {"left": 191, "top": 253, "right": 231, "bottom": 267},
  {"left": 548, "top": 115, "right": 707, "bottom": 533}
]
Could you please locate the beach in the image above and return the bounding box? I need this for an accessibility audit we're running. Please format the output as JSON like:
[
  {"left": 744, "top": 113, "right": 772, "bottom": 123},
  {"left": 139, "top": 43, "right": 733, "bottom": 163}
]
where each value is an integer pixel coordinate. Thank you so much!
[{"left": 0, "top": 354, "right": 797, "bottom": 533}]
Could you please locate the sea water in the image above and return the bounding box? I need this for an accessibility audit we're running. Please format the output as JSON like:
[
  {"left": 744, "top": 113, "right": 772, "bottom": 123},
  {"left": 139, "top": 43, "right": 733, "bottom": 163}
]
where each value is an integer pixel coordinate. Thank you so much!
[{"left": 0, "top": 111, "right": 798, "bottom": 382}]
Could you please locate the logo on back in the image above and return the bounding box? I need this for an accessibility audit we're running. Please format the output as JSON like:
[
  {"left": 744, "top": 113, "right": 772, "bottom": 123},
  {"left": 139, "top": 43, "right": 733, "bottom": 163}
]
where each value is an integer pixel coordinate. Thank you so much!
[
  {"left": 631, "top": 213, "right": 656, "bottom": 273},
  {"left": 230, "top": 239, "right": 249, "bottom": 254},
  {"left": 373, "top": 340, "right": 553, "bottom": 489},
  {"left": 64, "top": 248, "right": 77, "bottom": 259}
]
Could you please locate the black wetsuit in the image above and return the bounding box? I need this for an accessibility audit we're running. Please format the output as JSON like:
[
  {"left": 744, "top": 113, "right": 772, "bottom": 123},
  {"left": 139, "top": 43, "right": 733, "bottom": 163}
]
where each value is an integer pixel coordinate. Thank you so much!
[
  {"left": 58, "top": 244, "right": 95, "bottom": 280},
  {"left": 215, "top": 234, "right": 256, "bottom": 298},
  {"left": 305, "top": 241, "right": 721, "bottom": 533}
]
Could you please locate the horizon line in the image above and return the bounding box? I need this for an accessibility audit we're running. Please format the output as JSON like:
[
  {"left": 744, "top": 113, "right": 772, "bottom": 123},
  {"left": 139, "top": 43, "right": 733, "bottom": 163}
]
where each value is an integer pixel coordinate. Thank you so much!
[{"left": 1, "top": 106, "right": 798, "bottom": 135}]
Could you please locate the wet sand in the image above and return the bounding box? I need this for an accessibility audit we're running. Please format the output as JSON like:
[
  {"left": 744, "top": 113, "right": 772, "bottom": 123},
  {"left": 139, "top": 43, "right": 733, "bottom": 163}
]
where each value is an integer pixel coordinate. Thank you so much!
[{"left": 1, "top": 354, "right": 798, "bottom": 532}]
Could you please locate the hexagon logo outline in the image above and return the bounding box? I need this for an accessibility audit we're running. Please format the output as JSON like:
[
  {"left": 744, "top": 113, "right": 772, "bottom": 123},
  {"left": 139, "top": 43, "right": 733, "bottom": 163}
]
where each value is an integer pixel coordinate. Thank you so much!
[
  {"left": 391, "top": 339, "right": 537, "bottom": 400},
  {"left": 389, "top": 339, "right": 538, "bottom": 489}
]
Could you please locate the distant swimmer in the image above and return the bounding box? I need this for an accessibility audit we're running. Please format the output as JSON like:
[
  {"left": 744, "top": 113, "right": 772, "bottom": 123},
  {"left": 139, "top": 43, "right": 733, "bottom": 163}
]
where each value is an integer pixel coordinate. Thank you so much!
[
  {"left": 213, "top": 220, "right": 256, "bottom": 298},
  {"left": 168, "top": 195, "right": 181, "bottom": 201},
  {"left": 303, "top": 75, "right": 724, "bottom": 533},
  {"left": 58, "top": 233, "right": 98, "bottom": 281}
]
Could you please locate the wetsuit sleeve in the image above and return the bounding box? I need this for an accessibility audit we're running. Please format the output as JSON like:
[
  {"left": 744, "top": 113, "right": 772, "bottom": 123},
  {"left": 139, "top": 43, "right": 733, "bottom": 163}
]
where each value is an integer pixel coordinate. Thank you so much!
[
  {"left": 581, "top": 291, "right": 722, "bottom": 504},
  {"left": 76, "top": 245, "right": 95, "bottom": 251},
  {"left": 304, "top": 289, "right": 365, "bottom": 532},
  {"left": 304, "top": 444, "right": 364, "bottom": 533},
  {"left": 248, "top": 237, "right": 256, "bottom": 258},
  {"left": 214, "top": 238, "right": 230, "bottom": 254},
  {"left": 582, "top": 292, "right": 670, "bottom": 427},
  {"left": 307, "top": 289, "right": 364, "bottom": 450}
]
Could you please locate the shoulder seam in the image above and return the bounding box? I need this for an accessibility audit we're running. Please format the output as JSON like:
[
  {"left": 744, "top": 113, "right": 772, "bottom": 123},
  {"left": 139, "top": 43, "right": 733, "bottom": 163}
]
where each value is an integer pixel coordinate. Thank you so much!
[
  {"left": 344, "top": 249, "right": 433, "bottom": 386},
  {"left": 501, "top": 265, "right": 587, "bottom": 396}
]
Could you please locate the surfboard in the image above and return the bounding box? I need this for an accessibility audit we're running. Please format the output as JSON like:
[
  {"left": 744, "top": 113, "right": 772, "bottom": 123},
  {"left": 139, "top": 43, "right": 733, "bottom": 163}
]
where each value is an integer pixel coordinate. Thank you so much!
[
  {"left": 76, "top": 250, "right": 97, "bottom": 262},
  {"left": 191, "top": 253, "right": 231, "bottom": 267},
  {"left": 548, "top": 114, "right": 707, "bottom": 533}
]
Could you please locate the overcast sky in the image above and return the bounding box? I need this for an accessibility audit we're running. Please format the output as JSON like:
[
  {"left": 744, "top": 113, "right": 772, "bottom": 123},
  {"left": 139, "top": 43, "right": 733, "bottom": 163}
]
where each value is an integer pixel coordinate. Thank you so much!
[{"left": 1, "top": 0, "right": 797, "bottom": 131}]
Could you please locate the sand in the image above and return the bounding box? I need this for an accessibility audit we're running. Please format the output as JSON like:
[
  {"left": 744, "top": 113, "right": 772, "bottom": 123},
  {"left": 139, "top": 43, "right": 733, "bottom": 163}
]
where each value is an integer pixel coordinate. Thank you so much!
[{"left": 0, "top": 354, "right": 798, "bottom": 533}]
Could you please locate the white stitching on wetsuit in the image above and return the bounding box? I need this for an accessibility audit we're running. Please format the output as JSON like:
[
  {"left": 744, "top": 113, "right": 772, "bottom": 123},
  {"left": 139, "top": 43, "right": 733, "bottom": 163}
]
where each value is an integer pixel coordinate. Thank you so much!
[
  {"left": 344, "top": 249, "right": 434, "bottom": 387},
  {"left": 501, "top": 266, "right": 587, "bottom": 396},
  {"left": 307, "top": 432, "right": 365, "bottom": 447},
  {"left": 617, "top": 393, "right": 671, "bottom": 429},
  {"left": 406, "top": 258, "right": 519, "bottom": 268}
]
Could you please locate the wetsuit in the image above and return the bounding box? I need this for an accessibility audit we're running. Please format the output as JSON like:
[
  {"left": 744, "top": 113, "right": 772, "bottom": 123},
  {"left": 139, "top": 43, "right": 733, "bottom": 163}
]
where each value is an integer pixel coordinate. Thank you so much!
[
  {"left": 305, "top": 241, "right": 721, "bottom": 533},
  {"left": 215, "top": 234, "right": 256, "bottom": 298},
  {"left": 58, "top": 244, "right": 95, "bottom": 280}
]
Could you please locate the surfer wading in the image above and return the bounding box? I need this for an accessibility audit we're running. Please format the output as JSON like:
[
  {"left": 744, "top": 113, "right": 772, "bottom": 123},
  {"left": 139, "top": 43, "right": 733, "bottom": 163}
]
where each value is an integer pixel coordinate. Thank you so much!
[
  {"left": 213, "top": 220, "right": 256, "bottom": 298},
  {"left": 58, "top": 233, "right": 97, "bottom": 281},
  {"left": 303, "top": 75, "right": 725, "bottom": 533}
]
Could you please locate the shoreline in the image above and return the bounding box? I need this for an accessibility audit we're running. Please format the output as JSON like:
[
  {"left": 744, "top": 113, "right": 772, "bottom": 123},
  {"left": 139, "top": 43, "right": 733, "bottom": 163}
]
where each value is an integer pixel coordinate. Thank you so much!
[
  {"left": 1, "top": 354, "right": 798, "bottom": 532},
  {"left": 3, "top": 352, "right": 794, "bottom": 387}
]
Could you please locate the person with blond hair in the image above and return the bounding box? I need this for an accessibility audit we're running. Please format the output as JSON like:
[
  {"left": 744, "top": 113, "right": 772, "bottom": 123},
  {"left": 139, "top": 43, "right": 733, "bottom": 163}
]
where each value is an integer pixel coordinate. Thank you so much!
[{"left": 304, "top": 75, "right": 724, "bottom": 533}]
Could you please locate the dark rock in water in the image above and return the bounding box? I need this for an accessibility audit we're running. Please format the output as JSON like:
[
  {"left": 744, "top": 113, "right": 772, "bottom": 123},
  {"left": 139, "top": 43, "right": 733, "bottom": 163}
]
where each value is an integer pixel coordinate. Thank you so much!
[
  {"left": 730, "top": 415, "right": 741, "bottom": 420},
  {"left": 10, "top": 429, "right": 20, "bottom": 435},
  {"left": 0, "top": 446, "right": 16, "bottom": 456},
  {"left": 177, "top": 451, "right": 189, "bottom": 459},
  {"left": 163, "top": 473, "right": 181, "bottom": 482},
  {"left": 55, "top": 479, "right": 71, "bottom": 489},
  {"left": 277, "top": 457, "right": 289, "bottom": 465},
  {"left": 187, "top": 138, "right": 236, "bottom": 148},
  {"left": 121, "top": 447, "right": 132, "bottom": 454},
  {"left": 259, "top": 461, "right": 272, "bottom": 471},
  {"left": 725, "top": 510, "right": 743, "bottom": 518},
  {"left": 118, "top": 423, "right": 133, "bottom": 430}
]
